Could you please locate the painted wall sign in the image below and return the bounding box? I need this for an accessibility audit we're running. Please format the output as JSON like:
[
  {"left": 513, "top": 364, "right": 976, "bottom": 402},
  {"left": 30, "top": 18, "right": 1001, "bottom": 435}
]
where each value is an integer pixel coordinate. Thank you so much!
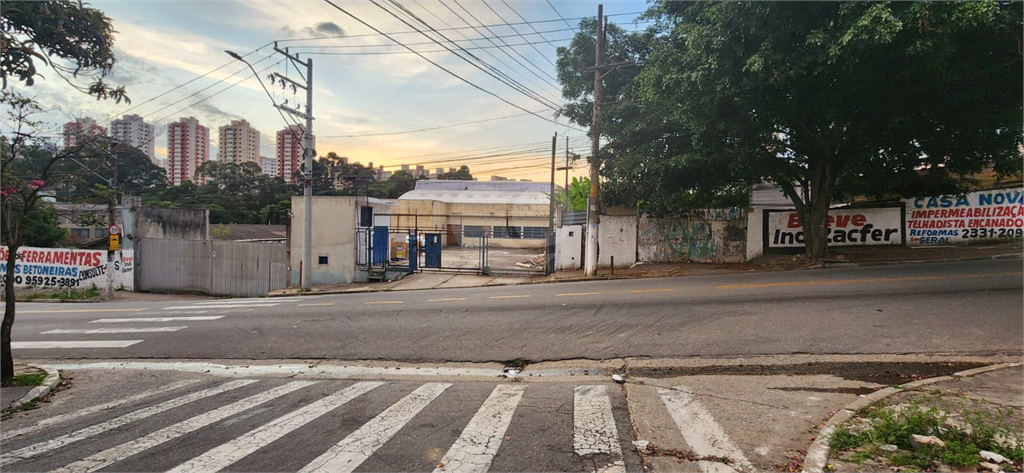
[
  {"left": 904, "top": 188, "right": 1024, "bottom": 246},
  {"left": 0, "top": 246, "right": 133, "bottom": 290},
  {"left": 764, "top": 207, "right": 904, "bottom": 251}
]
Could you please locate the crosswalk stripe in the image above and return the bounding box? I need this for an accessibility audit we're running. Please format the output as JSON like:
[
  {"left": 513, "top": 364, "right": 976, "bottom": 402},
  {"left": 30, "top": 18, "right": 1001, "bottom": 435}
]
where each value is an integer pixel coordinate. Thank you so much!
[
  {"left": 299, "top": 382, "right": 452, "bottom": 473},
  {"left": 434, "top": 384, "right": 526, "bottom": 473},
  {"left": 41, "top": 327, "right": 188, "bottom": 334},
  {"left": 163, "top": 304, "right": 276, "bottom": 309},
  {"left": 658, "top": 386, "right": 755, "bottom": 472},
  {"left": 573, "top": 385, "right": 626, "bottom": 473},
  {"left": 51, "top": 380, "right": 316, "bottom": 473},
  {"left": 0, "top": 379, "right": 257, "bottom": 467},
  {"left": 0, "top": 379, "right": 202, "bottom": 442},
  {"left": 166, "top": 381, "right": 384, "bottom": 473},
  {"left": 90, "top": 316, "right": 222, "bottom": 323},
  {"left": 11, "top": 340, "right": 143, "bottom": 349}
]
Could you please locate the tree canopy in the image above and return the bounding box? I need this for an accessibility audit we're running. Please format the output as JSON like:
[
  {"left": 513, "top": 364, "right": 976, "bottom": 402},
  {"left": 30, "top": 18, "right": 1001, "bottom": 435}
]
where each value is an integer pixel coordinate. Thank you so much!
[
  {"left": 557, "top": 1, "right": 1023, "bottom": 259},
  {"left": 436, "top": 165, "right": 474, "bottom": 181},
  {"left": 1, "top": 0, "right": 129, "bottom": 102}
]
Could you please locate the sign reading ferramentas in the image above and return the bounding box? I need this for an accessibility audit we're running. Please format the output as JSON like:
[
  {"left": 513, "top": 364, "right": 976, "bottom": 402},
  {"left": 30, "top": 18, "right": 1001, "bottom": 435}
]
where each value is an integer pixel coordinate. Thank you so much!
[
  {"left": 0, "top": 246, "right": 132, "bottom": 289},
  {"left": 904, "top": 188, "right": 1024, "bottom": 246},
  {"left": 764, "top": 207, "right": 904, "bottom": 251}
]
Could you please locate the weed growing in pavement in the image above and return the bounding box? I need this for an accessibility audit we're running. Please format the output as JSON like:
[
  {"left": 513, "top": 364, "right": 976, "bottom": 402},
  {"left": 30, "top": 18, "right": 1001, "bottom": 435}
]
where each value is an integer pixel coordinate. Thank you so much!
[
  {"left": 21, "top": 284, "right": 100, "bottom": 301},
  {"left": 8, "top": 372, "right": 46, "bottom": 387},
  {"left": 829, "top": 401, "right": 1023, "bottom": 470}
]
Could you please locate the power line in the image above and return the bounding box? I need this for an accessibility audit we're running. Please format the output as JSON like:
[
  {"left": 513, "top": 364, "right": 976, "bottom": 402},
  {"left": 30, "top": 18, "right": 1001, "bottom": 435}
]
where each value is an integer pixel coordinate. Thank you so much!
[
  {"left": 546, "top": 0, "right": 578, "bottom": 33},
  {"left": 498, "top": 1, "right": 560, "bottom": 66},
  {"left": 322, "top": 0, "right": 582, "bottom": 132},
  {"left": 297, "top": 37, "right": 573, "bottom": 55},
  {"left": 449, "top": 0, "right": 561, "bottom": 86},
  {"left": 408, "top": 0, "right": 563, "bottom": 105},
  {"left": 320, "top": 110, "right": 548, "bottom": 138},
  {"left": 276, "top": 11, "right": 645, "bottom": 42},
  {"left": 382, "top": 0, "right": 562, "bottom": 110}
]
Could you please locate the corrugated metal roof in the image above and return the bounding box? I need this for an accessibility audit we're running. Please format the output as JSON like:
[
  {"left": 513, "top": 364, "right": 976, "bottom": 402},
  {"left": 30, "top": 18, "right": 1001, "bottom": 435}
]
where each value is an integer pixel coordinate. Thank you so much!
[
  {"left": 398, "top": 189, "right": 550, "bottom": 205},
  {"left": 414, "top": 180, "right": 553, "bottom": 193}
]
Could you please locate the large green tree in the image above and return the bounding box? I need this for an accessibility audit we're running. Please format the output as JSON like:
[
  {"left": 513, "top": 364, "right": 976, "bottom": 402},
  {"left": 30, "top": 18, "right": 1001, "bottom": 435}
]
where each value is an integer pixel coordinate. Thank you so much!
[
  {"left": 559, "top": 2, "right": 1022, "bottom": 259},
  {"left": 1, "top": 0, "right": 128, "bottom": 103}
]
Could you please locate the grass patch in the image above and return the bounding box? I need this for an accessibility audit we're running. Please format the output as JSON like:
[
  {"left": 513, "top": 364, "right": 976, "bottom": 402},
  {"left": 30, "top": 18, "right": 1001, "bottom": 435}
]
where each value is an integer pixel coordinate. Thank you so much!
[
  {"left": 5, "top": 372, "right": 46, "bottom": 387},
  {"left": 21, "top": 284, "right": 100, "bottom": 301},
  {"left": 829, "top": 401, "right": 1022, "bottom": 470}
]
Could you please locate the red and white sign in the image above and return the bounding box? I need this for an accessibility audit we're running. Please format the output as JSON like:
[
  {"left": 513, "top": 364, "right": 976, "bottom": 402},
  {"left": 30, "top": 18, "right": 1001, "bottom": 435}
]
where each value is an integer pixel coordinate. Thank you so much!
[
  {"left": 108, "top": 224, "right": 121, "bottom": 235},
  {"left": 904, "top": 188, "right": 1024, "bottom": 246},
  {"left": 765, "top": 207, "right": 904, "bottom": 249}
]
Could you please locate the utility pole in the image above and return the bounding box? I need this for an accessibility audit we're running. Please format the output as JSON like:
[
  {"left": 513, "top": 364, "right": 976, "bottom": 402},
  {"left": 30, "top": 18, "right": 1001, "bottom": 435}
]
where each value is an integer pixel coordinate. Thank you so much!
[
  {"left": 564, "top": 135, "right": 570, "bottom": 207},
  {"left": 583, "top": 5, "right": 634, "bottom": 276},
  {"left": 549, "top": 132, "right": 557, "bottom": 232},
  {"left": 271, "top": 43, "right": 314, "bottom": 291},
  {"left": 584, "top": 4, "right": 604, "bottom": 276},
  {"left": 106, "top": 147, "right": 118, "bottom": 300}
]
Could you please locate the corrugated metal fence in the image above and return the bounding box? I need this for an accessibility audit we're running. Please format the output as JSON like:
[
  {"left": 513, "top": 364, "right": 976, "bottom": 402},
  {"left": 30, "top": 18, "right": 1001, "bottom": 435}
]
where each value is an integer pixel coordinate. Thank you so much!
[{"left": 136, "top": 238, "right": 288, "bottom": 297}]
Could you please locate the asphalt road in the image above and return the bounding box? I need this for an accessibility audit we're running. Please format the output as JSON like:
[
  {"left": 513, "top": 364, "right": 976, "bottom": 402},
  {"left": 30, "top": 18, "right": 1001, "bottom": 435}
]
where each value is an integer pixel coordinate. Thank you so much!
[{"left": 10, "top": 258, "right": 1022, "bottom": 362}]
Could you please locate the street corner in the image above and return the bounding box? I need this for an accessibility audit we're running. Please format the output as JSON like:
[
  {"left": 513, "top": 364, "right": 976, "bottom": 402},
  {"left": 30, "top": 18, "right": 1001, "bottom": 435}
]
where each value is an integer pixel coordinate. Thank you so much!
[
  {"left": 623, "top": 372, "right": 884, "bottom": 472},
  {"left": 807, "top": 363, "right": 1024, "bottom": 473},
  {"left": 2, "top": 363, "right": 61, "bottom": 414}
]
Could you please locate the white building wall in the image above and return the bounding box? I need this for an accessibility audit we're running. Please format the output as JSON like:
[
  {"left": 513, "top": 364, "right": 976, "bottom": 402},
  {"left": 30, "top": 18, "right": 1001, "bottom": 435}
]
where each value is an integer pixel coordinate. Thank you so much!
[{"left": 597, "top": 215, "right": 637, "bottom": 268}]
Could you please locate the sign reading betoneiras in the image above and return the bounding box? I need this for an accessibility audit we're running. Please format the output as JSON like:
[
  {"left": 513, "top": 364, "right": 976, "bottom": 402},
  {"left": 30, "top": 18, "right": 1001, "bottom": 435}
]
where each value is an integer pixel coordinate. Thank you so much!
[
  {"left": 765, "top": 207, "right": 904, "bottom": 249},
  {"left": 904, "top": 188, "right": 1024, "bottom": 246},
  {"left": 0, "top": 246, "right": 133, "bottom": 290}
]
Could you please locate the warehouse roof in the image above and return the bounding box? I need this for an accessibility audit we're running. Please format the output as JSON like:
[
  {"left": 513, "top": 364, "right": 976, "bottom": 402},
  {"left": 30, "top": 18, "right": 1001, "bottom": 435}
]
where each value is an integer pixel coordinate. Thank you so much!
[{"left": 398, "top": 180, "right": 555, "bottom": 205}]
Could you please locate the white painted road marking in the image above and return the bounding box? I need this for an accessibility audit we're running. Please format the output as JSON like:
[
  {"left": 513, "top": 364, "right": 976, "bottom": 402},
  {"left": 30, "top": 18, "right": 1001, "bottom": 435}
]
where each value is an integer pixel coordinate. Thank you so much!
[
  {"left": 11, "top": 340, "right": 143, "bottom": 349},
  {"left": 573, "top": 385, "right": 626, "bottom": 473},
  {"left": 19, "top": 308, "right": 149, "bottom": 314},
  {"left": 193, "top": 298, "right": 299, "bottom": 305},
  {"left": 299, "top": 383, "right": 452, "bottom": 473},
  {"left": 435, "top": 384, "right": 526, "bottom": 473},
  {"left": 658, "top": 386, "right": 756, "bottom": 473},
  {"left": 489, "top": 295, "right": 532, "bottom": 299},
  {"left": 428, "top": 297, "right": 467, "bottom": 302},
  {"left": 364, "top": 300, "right": 404, "bottom": 305},
  {"left": 90, "top": 316, "right": 223, "bottom": 323},
  {"left": 163, "top": 304, "right": 276, "bottom": 309},
  {"left": 52, "top": 381, "right": 316, "bottom": 473},
  {"left": 41, "top": 327, "right": 188, "bottom": 334},
  {"left": 0, "top": 379, "right": 257, "bottom": 467},
  {"left": 297, "top": 303, "right": 335, "bottom": 307},
  {"left": 0, "top": 379, "right": 203, "bottom": 442},
  {"left": 557, "top": 292, "right": 601, "bottom": 297},
  {"left": 167, "top": 381, "right": 383, "bottom": 473}
]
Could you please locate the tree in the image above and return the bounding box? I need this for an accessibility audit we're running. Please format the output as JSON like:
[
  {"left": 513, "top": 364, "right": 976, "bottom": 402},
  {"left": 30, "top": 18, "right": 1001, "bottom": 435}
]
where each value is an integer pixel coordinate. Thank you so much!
[
  {"left": 0, "top": 92, "right": 110, "bottom": 385},
  {"left": 558, "top": 2, "right": 1022, "bottom": 259},
  {"left": 1, "top": 0, "right": 129, "bottom": 103},
  {"left": 436, "top": 165, "right": 474, "bottom": 181}
]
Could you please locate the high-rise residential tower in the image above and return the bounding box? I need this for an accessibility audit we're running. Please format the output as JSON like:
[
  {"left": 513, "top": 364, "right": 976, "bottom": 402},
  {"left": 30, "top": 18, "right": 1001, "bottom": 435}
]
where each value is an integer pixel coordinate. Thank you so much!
[
  {"left": 109, "top": 114, "right": 156, "bottom": 163},
  {"left": 276, "top": 125, "right": 314, "bottom": 183},
  {"left": 218, "top": 119, "right": 261, "bottom": 166},
  {"left": 63, "top": 118, "right": 105, "bottom": 149},
  {"left": 166, "top": 117, "right": 209, "bottom": 186}
]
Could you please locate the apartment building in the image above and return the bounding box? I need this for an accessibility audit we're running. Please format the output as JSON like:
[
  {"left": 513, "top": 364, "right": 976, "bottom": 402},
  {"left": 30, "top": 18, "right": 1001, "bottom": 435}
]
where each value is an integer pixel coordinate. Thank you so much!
[
  {"left": 63, "top": 118, "right": 105, "bottom": 149},
  {"left": 218, "top": 119, "right": 261, "bottom": 165},
  {"left": 167, "top": 117, "right": 209, "bottom": 186},
  {"left": 109, "top": 114, "right": 156, "bottom": 163}
]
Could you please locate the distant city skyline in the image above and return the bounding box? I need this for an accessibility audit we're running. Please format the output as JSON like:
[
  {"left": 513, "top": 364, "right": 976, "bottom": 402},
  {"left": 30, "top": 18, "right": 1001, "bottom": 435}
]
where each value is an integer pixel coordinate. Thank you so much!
[{"left": 8, "top": 0, "right": 648, "bottom": 182}]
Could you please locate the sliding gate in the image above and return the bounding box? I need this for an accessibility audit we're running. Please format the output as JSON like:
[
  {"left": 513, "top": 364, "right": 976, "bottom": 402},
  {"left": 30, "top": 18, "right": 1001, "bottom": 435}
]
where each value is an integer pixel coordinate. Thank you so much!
[{"left": 358, "top": 214, "right": 553, "bottom": 276}]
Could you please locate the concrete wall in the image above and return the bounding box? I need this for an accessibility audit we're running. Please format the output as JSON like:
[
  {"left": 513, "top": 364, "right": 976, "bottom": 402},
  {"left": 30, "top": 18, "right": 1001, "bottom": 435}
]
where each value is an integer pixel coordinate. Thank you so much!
[
  {"left": 132, "top": 207, "right": 209, "bottom": 240},
  {"left": 291, "top": 196, "right": 358, "bottom": 285},
  {"left": 556, "top": 225, "right": 583, "bottom": 270},
  {"left": 638, "top": 210, "right": 747, "bottom": 264},
  {"left": 598, "top": 215, "right": 637, "bottom": 268},
  {"left": 747, "top": 209, "right": 766, "bottom": 261}
]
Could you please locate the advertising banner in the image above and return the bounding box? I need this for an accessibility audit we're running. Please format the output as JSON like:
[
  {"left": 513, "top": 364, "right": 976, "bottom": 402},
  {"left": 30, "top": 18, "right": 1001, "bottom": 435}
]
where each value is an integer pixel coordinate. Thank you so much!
[
  {"left": 764, "top": 207, "right": 904, "bottom": 251},
  {"left": 904, "top": 188, "right": 1024, "bottom": 246},
  {"left": 0, "top": 246, "right": 133, "bottom": 290}
]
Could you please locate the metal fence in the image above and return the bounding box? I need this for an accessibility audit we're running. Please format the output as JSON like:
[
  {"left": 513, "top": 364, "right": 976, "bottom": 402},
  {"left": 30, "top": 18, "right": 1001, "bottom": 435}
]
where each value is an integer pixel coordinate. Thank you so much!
[{"left": 136, "top": 238, "right": 287, "bottom": 297}]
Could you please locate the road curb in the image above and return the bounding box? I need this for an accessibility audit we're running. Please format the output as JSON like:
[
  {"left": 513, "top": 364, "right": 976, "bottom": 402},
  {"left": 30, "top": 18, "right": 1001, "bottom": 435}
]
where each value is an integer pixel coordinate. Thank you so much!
[
  {"left": 802, "top": 362, "right": 1023, "bottom": 473},
  {"left": 8, "top": 365, "right": 61, "bottom": 410}
]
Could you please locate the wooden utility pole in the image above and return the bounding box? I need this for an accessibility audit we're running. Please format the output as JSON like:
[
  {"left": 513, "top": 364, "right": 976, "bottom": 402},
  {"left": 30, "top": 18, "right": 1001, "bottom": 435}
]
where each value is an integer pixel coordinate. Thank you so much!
[
  {"left": 584, "top": 4, "right": 604, "bottom": 276},
  {"left": 549, "top": 132, "right": 557, "bottom": 232}
]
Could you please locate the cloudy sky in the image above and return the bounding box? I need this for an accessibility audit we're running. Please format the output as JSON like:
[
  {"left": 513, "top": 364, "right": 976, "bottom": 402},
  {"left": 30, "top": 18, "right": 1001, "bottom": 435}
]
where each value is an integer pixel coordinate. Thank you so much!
[{"left": 9, "top": 0, "right": 650, "bottom": 182}]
